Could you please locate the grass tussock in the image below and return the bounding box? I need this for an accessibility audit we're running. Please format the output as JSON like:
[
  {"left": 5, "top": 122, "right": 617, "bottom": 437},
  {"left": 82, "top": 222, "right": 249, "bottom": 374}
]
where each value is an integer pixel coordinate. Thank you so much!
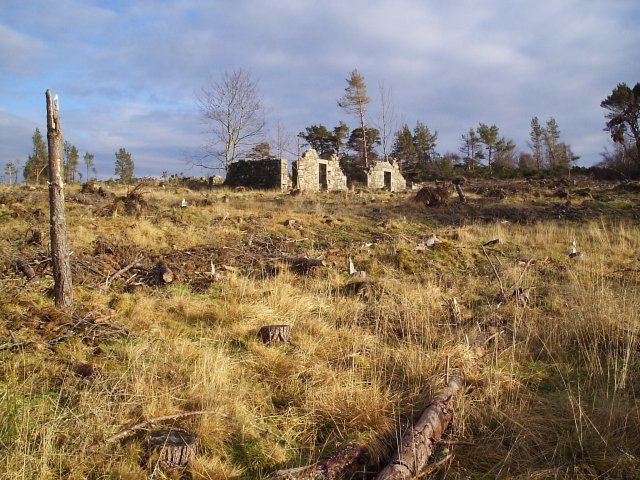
[{"left": 1, "top": 178, "right": 639, "bottom": 478}]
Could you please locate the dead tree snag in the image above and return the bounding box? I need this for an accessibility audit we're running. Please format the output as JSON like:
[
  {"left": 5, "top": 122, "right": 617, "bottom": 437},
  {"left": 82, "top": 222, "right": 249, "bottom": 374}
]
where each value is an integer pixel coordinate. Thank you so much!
[{"left": 46, "top": 90, "right": 73, "bottom": 309}]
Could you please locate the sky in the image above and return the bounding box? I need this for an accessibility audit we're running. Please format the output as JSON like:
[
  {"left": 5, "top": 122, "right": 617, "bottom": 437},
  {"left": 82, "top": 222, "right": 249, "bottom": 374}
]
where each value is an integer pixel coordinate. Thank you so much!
[{"left": 1, "top": 0, "right": 639, "bottom": 180}]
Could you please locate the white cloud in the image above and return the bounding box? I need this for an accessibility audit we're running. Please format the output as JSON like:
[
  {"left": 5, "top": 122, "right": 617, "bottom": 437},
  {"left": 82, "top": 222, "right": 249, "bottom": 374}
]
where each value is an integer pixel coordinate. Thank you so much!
[{"left": 1, "top": 0, "right": 639, "bottom": 175}]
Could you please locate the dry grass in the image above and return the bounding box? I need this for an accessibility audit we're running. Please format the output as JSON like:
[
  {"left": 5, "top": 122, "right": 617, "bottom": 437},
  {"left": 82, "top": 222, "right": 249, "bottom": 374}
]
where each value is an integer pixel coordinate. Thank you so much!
[{"left": 1, "top": 179, "right": 639, "bottom": 478}]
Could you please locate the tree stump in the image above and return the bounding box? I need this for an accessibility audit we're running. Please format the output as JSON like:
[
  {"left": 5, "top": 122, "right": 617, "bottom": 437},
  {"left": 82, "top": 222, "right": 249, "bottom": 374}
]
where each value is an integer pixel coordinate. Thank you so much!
[
  {"left": 17, "top": 259, "right": 36, "bottom": 280},
  {"left": 453, "top": 183, "right": 466, "bottom": 202},
  {"left": 156, "top": 261, "right": 174, "bottom": 284},
  {"left": 258, "top": 325, "right": 290, "bottom": 345},
  {"left": 146, "top": 428, "right": 198, "bottom": 478}
]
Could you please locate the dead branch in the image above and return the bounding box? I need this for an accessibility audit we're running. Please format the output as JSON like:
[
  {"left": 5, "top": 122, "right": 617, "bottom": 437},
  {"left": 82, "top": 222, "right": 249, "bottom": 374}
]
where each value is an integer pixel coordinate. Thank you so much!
[
  {"left": 106, "top": 410, "right": 216, "bottom": 444},
  {"left": 481, "top": 246, "right": 506, "bottom": 301},
  {"left": 105, "top": 256, "right": 142, "bottom": 288}
]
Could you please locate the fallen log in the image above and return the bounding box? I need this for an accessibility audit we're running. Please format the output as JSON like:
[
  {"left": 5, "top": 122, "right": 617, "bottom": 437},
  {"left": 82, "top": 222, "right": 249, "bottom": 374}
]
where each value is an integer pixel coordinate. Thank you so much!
[
  {"left": 17, "top": 259, "right": 36, "bottom": 280},
  {"left": 376, "top": 376, "right": 464, "bottom": 480},
  {"left": 269, "top": 444, "right": 369, "bottom": 480}
]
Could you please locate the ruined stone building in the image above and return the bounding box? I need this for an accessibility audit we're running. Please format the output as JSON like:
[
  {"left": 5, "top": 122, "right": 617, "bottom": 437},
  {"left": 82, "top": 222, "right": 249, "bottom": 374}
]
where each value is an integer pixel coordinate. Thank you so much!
[
  {"left": 224, "top": 158, "right": 290, "bottom": 191},
  {"left": 366, "top": 160, "right": 407, "bottom": 192},
  {"left": 293, "top": 149, "right": 348, "bottom": 192},
  {"left": 225, "top": 149, "right": 407, "bottom": 193}
]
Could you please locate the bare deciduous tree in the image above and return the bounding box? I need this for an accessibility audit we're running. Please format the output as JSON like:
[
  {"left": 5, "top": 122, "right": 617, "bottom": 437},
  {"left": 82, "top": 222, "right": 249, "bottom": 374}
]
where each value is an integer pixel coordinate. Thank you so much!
[
  {"left": 376, "top": 80, "right": 396, "bottom": 162},
  {"left": 197, "top": 68, "right": 266, "bottom": 172}
]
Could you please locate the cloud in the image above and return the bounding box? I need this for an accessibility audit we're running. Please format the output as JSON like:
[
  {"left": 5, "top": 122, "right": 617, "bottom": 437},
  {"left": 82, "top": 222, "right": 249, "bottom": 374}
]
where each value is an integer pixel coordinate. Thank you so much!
[
  {"left": 0, "top": 24, "right": 44, "bottom": 75},
  {"left": 1, "top": 0, "right": 639, "bottom": 175}
]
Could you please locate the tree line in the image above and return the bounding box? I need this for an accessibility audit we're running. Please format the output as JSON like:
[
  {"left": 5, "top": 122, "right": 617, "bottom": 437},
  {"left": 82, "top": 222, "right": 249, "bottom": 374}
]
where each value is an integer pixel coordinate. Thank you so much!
[
  {"left": 4, "top": 127, "right": 136, "bottom": 185},
  {"left": 198, "top": 68, "right": 640, "bottom": 182},
  {"left": 4, "top": 75, "right": 638, "bottom": 184}
]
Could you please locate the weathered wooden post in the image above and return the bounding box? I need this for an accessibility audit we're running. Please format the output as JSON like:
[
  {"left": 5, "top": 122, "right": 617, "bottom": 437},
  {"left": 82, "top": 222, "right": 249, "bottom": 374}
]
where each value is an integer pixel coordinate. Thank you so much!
[{"left": 46, "top": 90, "right": 73, "bottom": 308}]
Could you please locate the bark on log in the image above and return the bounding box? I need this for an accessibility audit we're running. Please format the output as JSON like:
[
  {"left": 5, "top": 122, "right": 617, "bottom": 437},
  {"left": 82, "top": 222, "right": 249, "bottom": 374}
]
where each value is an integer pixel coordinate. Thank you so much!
[
  {"left": 17, "top": 259, "right": 36, "bottom": 280},
  {"left": 258, "top": 325, "right": 291, "bottom": 345},
  {"left": 376, "top": 376, "right": 464, "bottom": 480},
  {"left": 270, "top": 444, "right": 369, "bottom": 480},
  {"left": 46, "top": 90, "right": 73, "bottom": 308},
  {"left": 454, "top": 183, "right": 466, "bottom": 202},
  {"left": 156, "top": 261, "right": 174, "bottom": 284},
  {"left": 145, "top": 428, "right": 198, "bottom": 476}
]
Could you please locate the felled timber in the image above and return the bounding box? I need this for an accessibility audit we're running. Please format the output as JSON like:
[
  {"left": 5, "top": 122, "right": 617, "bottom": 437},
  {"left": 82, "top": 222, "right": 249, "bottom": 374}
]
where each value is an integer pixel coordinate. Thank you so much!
[
  {"left": 156, "top": 261, "right": 174, "bottom": 284},
  {"left": 376, "top": 376, "right": 464, "bottom": 480},
  {"left": 270, "top": 444, "right": 369, "bottom": 480}
]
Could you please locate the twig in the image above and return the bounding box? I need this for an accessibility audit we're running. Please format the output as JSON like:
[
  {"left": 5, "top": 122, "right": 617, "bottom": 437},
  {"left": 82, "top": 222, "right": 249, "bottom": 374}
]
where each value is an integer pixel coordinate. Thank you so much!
[
  {"left": 510, "top": 258, "right": 534, "bottom": 291},
  {"left": 105, "top": 255, "right": 142, "bottom": 288},
  {"left": 106, "top": 410, "right": 217, "bottom": 444},
  {"left": 421, "top": 453, "right": 453, "bottom": 475},
  {"left": 437, "top": 440, "right": 476, "bottom": 447},
  {"left": 482, "top": 246, "right": 506, "bottom": 299}
]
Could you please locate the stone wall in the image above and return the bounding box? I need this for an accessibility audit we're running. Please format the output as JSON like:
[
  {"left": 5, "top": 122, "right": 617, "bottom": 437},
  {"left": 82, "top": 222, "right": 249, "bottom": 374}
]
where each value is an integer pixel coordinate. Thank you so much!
[
  {"left": 366, "top": 160, "right": 407, "bottom": 192},
  {"left": 293, "top": 149, "right": 348, "bottom": 192},
  {"left": 224, "top": 158, "right": 290, "bottom": 190}
]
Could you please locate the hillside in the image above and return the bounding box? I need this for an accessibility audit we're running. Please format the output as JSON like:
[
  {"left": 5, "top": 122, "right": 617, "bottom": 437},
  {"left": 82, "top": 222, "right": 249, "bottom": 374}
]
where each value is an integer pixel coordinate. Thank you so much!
[{"left": 1, "top": 178, "right": 639, "bottom": 479}]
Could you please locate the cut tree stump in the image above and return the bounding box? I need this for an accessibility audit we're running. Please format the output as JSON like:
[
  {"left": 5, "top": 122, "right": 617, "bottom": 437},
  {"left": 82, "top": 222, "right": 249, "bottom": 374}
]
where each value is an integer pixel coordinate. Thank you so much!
[
  {"left": 146, "top": 428, "right": 199, "bottom": 476},
  {"left": 17, "top": 259, "right": 36, "bottom": 280},
  {"left": 269, "top": 444, "right": 369, "bottom": 480},
  {"left": 156, "top": 261, "right": 174, "bottom": 284},
  {"left": 376, "top": 376, "right": 464, "bottom": 480},
  {"left": 258, "top": 325, "right": 291, "bottom": 345}
]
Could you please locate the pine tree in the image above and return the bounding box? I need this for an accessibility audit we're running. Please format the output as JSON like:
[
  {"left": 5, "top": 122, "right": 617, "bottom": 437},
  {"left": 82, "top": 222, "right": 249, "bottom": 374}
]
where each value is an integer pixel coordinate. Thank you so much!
[
  {"left": 528, "top": 117, "right": 545, "bottom": 170},
  {"left": 413, "top": 122, "right": 438, "bottom": 166},
  {"left": 601, "top": 82, "right": 640, "bottom": 161},
  {"left": 23, "top": 128, "right": 48, "bottom": 184},
  {"left": 63, "top": 142, "right": 79, "bottom": 183},
  {"left": 114, "top": 148, "right": 135, "bottom": 184},
  {"left": 83, "top": 152, "right": 95, "bottom": 180},
  {"left": 392, "top": 124, "right": 417, "bottom": 175},
  {"left": 544, "top": 118, "right": 561, "bottom": 167},
  {"left": 459, "top": 128, "right": 483, "bottom": 172},
  {"left": 338, "top": 69, "right": 371, "bottom": 168},
  {"left": 477, "top": 123, "right": 500, "bottom": 172}
]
